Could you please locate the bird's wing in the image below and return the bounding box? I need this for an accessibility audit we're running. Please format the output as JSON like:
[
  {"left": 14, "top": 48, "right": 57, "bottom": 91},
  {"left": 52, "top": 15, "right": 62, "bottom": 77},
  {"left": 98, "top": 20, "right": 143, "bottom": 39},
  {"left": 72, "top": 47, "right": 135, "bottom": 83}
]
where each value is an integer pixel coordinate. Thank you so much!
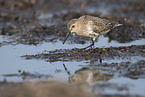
[{"left": 91, "top": 18, "right": 115, "bottom": 34}]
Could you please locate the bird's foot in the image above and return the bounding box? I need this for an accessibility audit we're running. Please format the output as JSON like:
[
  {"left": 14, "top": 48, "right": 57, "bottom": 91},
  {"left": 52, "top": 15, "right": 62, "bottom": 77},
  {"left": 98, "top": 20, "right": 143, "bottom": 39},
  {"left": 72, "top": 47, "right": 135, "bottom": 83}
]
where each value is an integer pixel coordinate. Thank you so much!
[{"left": 73, "top": 44, "right": 94, "bottom": 51}]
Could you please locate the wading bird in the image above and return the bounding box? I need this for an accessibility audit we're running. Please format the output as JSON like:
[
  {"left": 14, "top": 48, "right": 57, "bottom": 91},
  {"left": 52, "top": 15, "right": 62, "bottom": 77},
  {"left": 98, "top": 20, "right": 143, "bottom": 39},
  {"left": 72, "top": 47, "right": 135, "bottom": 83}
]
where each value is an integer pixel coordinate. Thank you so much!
[{"left": 63, "top": 15, "right": 122, "bottom": 49}]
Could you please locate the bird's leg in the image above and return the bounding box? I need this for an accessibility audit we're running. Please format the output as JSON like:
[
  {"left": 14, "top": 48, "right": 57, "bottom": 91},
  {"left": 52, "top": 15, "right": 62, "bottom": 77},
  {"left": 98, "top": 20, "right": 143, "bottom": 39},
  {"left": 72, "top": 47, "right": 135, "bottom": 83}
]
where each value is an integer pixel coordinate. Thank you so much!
[
  {"left": 79, "top": 38, "right": 95, "bottom": 50},
  {"left": 92, "top": 38, "right": 95, "bottom": 49}
]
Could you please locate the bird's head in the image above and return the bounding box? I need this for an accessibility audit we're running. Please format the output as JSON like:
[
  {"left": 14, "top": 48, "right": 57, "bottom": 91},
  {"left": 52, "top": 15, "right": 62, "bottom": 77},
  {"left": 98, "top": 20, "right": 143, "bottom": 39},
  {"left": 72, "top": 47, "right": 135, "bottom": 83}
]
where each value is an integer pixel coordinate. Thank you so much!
[
  {"left": 67, "top": 19, "right": 79, "bottom": 35},
  {"left": 63, "top": 19, "right": 79, "bottom": 44}
]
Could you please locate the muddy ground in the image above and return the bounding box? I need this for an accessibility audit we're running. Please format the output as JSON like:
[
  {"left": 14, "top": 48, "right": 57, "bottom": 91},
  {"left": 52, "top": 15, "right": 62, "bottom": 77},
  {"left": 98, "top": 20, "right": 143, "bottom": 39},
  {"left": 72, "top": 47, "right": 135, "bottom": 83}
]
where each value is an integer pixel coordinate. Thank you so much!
[{"left": 0, "top": 0, "right": 145, "bottom": 97}]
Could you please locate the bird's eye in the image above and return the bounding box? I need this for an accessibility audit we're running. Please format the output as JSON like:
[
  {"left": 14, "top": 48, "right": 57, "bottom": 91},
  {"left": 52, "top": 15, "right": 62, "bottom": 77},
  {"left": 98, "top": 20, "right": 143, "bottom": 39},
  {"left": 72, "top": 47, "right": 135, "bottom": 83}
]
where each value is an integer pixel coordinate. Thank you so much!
[{"left": 72, "top": 25, "right": 75, "bottom": 28}]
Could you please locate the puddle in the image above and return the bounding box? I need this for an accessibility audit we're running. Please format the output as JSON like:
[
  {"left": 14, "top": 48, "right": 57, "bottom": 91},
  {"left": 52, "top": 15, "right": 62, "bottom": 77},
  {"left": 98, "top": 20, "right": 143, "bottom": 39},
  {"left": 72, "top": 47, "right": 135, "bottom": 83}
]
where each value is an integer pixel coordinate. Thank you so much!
[
  {"left": 0, "top": 36, "right": 144, "bottom": 79},
  {"left": 107, "top": 77, "right": 145, "bottom": 96},
  {"left": 0, "top": 31, "right": 145, "bottom": 96},
  {"left": 89, "top": 77, "right": 145, "bottom": 96},
  {"left": 0, "top": 37, "right": 89, "bottom": 82}
]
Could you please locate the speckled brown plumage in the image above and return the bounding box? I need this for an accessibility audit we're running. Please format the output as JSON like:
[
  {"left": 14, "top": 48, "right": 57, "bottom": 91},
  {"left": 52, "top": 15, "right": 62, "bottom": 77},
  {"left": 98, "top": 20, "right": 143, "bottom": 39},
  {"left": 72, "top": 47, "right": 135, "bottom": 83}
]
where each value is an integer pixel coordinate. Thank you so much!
[{"left": 63, "top": 15, "right": 122, "bottom": 49}]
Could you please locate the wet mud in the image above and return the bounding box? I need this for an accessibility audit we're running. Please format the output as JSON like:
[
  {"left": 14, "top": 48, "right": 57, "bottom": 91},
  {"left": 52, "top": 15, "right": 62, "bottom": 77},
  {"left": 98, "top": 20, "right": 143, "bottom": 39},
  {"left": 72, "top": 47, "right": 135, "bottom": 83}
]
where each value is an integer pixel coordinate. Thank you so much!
[
  {"left": 0, "top": 0, "right": 145, "bottom": 97},
  {"left": 23, "top": 45, "right": 145, "bottom": 62}
]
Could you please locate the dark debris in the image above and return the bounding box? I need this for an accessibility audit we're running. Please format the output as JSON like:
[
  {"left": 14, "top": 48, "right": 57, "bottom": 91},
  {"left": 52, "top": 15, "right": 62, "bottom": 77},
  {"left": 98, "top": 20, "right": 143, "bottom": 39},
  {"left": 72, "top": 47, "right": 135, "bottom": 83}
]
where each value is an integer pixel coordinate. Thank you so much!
[
  {"left": 0, "top": 0, "right": 145, "bottom": 45},
  {"left": 22, "top": 45, "right": 145, "bottom": 62},
  {"left": 3, "top": 71, "right": 52, "bottom": 81}
]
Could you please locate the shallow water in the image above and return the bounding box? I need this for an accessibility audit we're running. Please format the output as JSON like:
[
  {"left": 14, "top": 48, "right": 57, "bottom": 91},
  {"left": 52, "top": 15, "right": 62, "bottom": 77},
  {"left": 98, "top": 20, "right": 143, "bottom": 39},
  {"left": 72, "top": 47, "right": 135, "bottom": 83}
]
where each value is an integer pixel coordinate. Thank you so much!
[{"left": 0, "top": 35, "right": 145, "bottom": 96}]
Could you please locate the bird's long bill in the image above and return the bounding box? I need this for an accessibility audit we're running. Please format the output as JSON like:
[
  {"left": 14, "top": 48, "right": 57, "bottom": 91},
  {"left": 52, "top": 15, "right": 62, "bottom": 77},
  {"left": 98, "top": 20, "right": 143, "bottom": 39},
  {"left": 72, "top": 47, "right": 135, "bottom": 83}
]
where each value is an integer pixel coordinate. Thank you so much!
[{"left": 63, "top": 32, "right": 71, "bottom": 44}]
